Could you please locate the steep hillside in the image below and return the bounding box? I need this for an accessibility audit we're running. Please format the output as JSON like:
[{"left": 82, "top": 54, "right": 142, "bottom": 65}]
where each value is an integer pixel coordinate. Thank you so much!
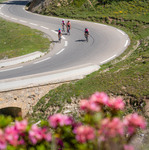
[{"left": 27, "top": 1, "right": 149, "bottom": 149}]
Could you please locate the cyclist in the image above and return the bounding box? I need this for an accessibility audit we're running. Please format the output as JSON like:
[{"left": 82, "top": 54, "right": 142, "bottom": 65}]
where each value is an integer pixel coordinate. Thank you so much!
[
  {"left": 66, "top": 20, "right": 71, "bottom": 35},
  {"left": 84, "top": 28, "right": 89, "bottom": 42},
  {"left": 58, "top": 28, "right": 62, "bottom": 42},
  {"left": 61, "top": 19, "right": 65, "bottom": 32}
]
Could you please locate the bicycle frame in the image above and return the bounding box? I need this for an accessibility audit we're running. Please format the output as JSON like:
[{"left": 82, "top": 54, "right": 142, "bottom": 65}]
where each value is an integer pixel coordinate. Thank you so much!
[{"left": 85, "top": 33, "right": 88, "bottom": 42}]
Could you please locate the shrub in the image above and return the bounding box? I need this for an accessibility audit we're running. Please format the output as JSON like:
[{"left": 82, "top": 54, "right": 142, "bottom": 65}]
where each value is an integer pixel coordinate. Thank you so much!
[{"left": 0, "top": 92, "right": 146, "bottom": 150}]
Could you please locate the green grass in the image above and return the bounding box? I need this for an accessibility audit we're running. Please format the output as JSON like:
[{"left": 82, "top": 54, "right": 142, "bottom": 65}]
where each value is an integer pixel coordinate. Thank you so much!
[
  {"left": 28, "top": 0, "right": 149, "bottom": 123},
  {"left": 27, "top": 0, "right": 149, "bottom": 147},
  {"left": 0, "top": 18, "right": 51, "bottom": 59},
  {"left": 0, "top": 0, "right": 5, "bottom": 2}
]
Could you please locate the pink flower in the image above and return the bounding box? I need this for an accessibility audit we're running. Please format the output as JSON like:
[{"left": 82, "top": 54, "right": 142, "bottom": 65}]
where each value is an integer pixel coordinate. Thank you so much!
[
  {"left": 123, "top": 113, "right": 146, "bottom": 135},
  {"left": 15, "top": 120, "right": 28, "bottom": 133},
  {"left": 29, "top": 124, "right": 51, "bottom": 145},
  {"left": 44, "top": 132, "right": 52, "bottom": 142},
  {"left": 90, "top": 92, "right": 109, "bottom": 105},
  {"left": 80, "top": 99, "right": 100, "bottom": 112},
  {"left": 108, "top": 97, "right": 125, "bottom": 110},
  {"left": 48, "top": 114, "right": 73, "bottom": 128},
  {"left": 29, "top": 124, "right": 42, "bottom": 144},
  {"left": 4, "top": 126, "right": 19, "bottom": 146},
  {"left": 80, "top": 99, "right": 89, "bottom": 111},
  {"left": 99, "top": 118, "right": 124, "bottom": 140},
  {"left": 74, "top": 125, "right": 95, "bottom": 143},
  {"left": 124, "top": 144, "right": 134, "bottom": 150},
  {"left": 0, "top": 129, "right": 6, "bottom": 150}
]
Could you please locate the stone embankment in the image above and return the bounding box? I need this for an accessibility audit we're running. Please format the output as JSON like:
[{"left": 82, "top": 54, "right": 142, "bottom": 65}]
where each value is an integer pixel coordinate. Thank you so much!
[{"left": 0, "top": 83, "right": 62, "bottom": 117}]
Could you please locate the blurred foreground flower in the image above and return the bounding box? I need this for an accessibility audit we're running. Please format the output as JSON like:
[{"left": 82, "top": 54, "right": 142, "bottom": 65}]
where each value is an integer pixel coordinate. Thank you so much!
[{"left": 0, "top": 92, "right": 147, "bottom": 150}]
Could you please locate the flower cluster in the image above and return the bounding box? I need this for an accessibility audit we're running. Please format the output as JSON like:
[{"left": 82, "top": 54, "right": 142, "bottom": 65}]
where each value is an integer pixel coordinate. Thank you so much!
[
  {"left": 80, "top": 92, "right": 125, "bottom": 113},
  {"left": 98, "top": 117, "right": 124, "bottom": 140},
  {"left": 29, "top": 124, "right": 51, "bottom": 145},
  {"left": 0, "top": 120, "right": 52, "bottom": 150},
  {"left": 48, "top": 113, "right": 74, "bottom": 128},
  {"left": 0, "top": 92, "right": 147, "bottom": 150},
  {"left": 123, "top": 113, "right": 146, "bottom": 135},
  {"left": 74, "top": 125, "right": 95, "bottom": 143}
]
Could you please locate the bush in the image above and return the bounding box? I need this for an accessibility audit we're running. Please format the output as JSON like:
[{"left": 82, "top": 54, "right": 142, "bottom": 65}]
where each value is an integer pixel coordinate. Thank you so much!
[{"left": 0, "top": 92, "right": 146, "bottom": 150}]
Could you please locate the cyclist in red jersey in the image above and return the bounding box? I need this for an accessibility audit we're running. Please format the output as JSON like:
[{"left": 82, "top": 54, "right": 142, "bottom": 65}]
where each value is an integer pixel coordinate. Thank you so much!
[
  {"left": 58, "top": 28, "right": 62, "bottom": 42},
  {"left": 66, "top": 21, "right": 71, "bottom": 34},
  {"left": 61, "top": 19, "right": 65, "bottom": 32},
  {"left": 84, "top": 28, "right": 89, "bottom": 42}
]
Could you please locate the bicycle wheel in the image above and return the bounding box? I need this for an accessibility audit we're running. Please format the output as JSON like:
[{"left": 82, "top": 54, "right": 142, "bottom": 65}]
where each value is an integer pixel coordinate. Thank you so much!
[
  {"left": 62, "top": 25, "right": 65, "bottom": 32},
  {"left": 85, "top": 34, "right": 88, "bottom": 42},
  {"left": 58, "top": 35, "right": 61, "bottom": 43},
  {"left": 86, "top": 35, "right": 88, "bottom": 42},
  {"left": 67, "top": 27, "right": 70, "bottom": 35}
]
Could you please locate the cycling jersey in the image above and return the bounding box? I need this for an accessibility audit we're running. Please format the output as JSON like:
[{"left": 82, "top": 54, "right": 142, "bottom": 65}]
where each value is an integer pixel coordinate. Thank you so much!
[
  {"left": 58, "top": 30, "right": 61, "bottom": 34},
  {"left": 62, "top": 21, "right": 65, "bottom": 25},
  {"left": 85, "top": 29, "right": 89, "bottom": 34},
  {"left": 67, "top": 22, "right": 71, "bottom": 27}
]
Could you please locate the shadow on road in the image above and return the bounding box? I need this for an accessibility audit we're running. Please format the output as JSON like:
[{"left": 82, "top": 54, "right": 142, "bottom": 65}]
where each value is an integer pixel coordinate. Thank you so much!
[
  {"left": 75, "top": 39, "right": 86, "bottom": 42},
  {"left": 51, "top": 40, "right": 59, "bottom": 43}
]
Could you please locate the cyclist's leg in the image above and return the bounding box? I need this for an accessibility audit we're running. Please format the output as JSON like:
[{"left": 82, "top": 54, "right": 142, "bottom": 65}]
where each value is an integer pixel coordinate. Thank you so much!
[
  {"left": 67, "top": 26, "right": 70, "bottom": 34},
  {"left": 58, "top": 33, "right": 60, "bottom": 41},
  {"left": 85, "top": 33, "right": 88, "bottom": 42},
  {"left": 63, "top": 24, "right": 65, "bottom": 32},
  {"left": 85, "top": 33, "right": 87, "bottom": 40},
  {"left": 62, "top": 24, "right": 64, "bottom": 31},
  {"left": 86, "top": 34, "right": 88, "bottom": 42},
  {"left": 59, "top": 34, "right": 62, "bottom": 42},
  {"left": 58, "top": 34, "right": 59, "bottom": 41}
]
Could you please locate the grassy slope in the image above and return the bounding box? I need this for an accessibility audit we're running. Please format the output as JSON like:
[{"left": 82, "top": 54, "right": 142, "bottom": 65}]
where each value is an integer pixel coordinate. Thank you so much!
[
  {"left": 29, "top": 0, "right": 149, "bottom": 120},
  {"left": 28, "top": 0, "right": 148, "bottom": 148},
  {"left": 0, "top": 18, "right": 50, "bottom": 59}
]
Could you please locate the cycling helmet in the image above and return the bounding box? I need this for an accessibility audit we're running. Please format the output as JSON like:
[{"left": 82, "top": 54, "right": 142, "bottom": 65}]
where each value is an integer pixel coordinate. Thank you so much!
[
  {"left": 59, "top": 28, "right": 61, "bottom": 30},
  {"left": 85, "top": 28, "right": 87, "bottom": 30}
]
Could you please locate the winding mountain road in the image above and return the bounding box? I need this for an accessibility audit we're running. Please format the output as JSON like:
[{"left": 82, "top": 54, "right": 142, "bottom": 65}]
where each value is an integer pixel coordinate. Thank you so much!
[{"left": 0, "top": 0, "right": 130, "bottom": 91}]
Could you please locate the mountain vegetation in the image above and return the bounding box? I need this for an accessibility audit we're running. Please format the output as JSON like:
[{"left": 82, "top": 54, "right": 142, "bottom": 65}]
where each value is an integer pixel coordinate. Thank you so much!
[{"left": 27, "top": 0, "right": 149, "bottom": 148}]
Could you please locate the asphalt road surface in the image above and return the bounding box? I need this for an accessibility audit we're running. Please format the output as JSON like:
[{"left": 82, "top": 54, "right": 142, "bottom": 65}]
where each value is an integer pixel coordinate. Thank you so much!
[{"left": 0, "top": 0, "right": 129, "bottom": 87}]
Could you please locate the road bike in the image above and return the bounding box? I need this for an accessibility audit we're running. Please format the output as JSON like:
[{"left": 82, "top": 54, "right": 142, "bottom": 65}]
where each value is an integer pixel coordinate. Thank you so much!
[
  {"left": 85, "top": 33, "right": 89, "bottom": 42},
  {"left": 58, "top": 33, "right": 62, "bottom": 43},
  {"left": 62, "top": 24, "right": 65, "bottom": 32},
  {"left": 67, "top": 26, "right": 70, "bottom": 35}
]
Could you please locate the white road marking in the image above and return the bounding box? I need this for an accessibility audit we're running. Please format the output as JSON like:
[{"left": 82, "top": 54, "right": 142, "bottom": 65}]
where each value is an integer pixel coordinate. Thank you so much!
[
  {"left": 0, "top": 12, "right": 4, "bottom": 15},
  {"left": 51, "top": 30, "right": 58, "bottom": 34},
  {"left": 62, "top": 36, "right": 65, "bottom": 40},
  {"left": 30, "top": 23, "right": 38, "bottom": 26},
  {"left": 65, "top": 41, "right": 68, "bottom": 46},
  {"left": 124, "top": 40, "right": 129, "bottom": 47},
  {"left": 100, "top": 55, "right": 117, "bottom": 64},
  {"left": 33, "top": 57, "right": 51, "bottom": 64},
  {"left": 40, "top": 26, "right": 49, "bottom": 30},
  {"left": 0, "top": 66, "right": 23, "bottom": 72},
  {"left": 11, "top": 17, "right": 17, "bottom": 20},
  {"left": 51, "top": 30, "right": 66, "bottom": 40},
  {"left": 56, "top": 48, "right": 65, "bottom": 55},
  {"left": 19, "top": 20, "right": 27, "bottom": 23},
  {"left": 117, "top": 29, "right": 125, "bottom": 35}
]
